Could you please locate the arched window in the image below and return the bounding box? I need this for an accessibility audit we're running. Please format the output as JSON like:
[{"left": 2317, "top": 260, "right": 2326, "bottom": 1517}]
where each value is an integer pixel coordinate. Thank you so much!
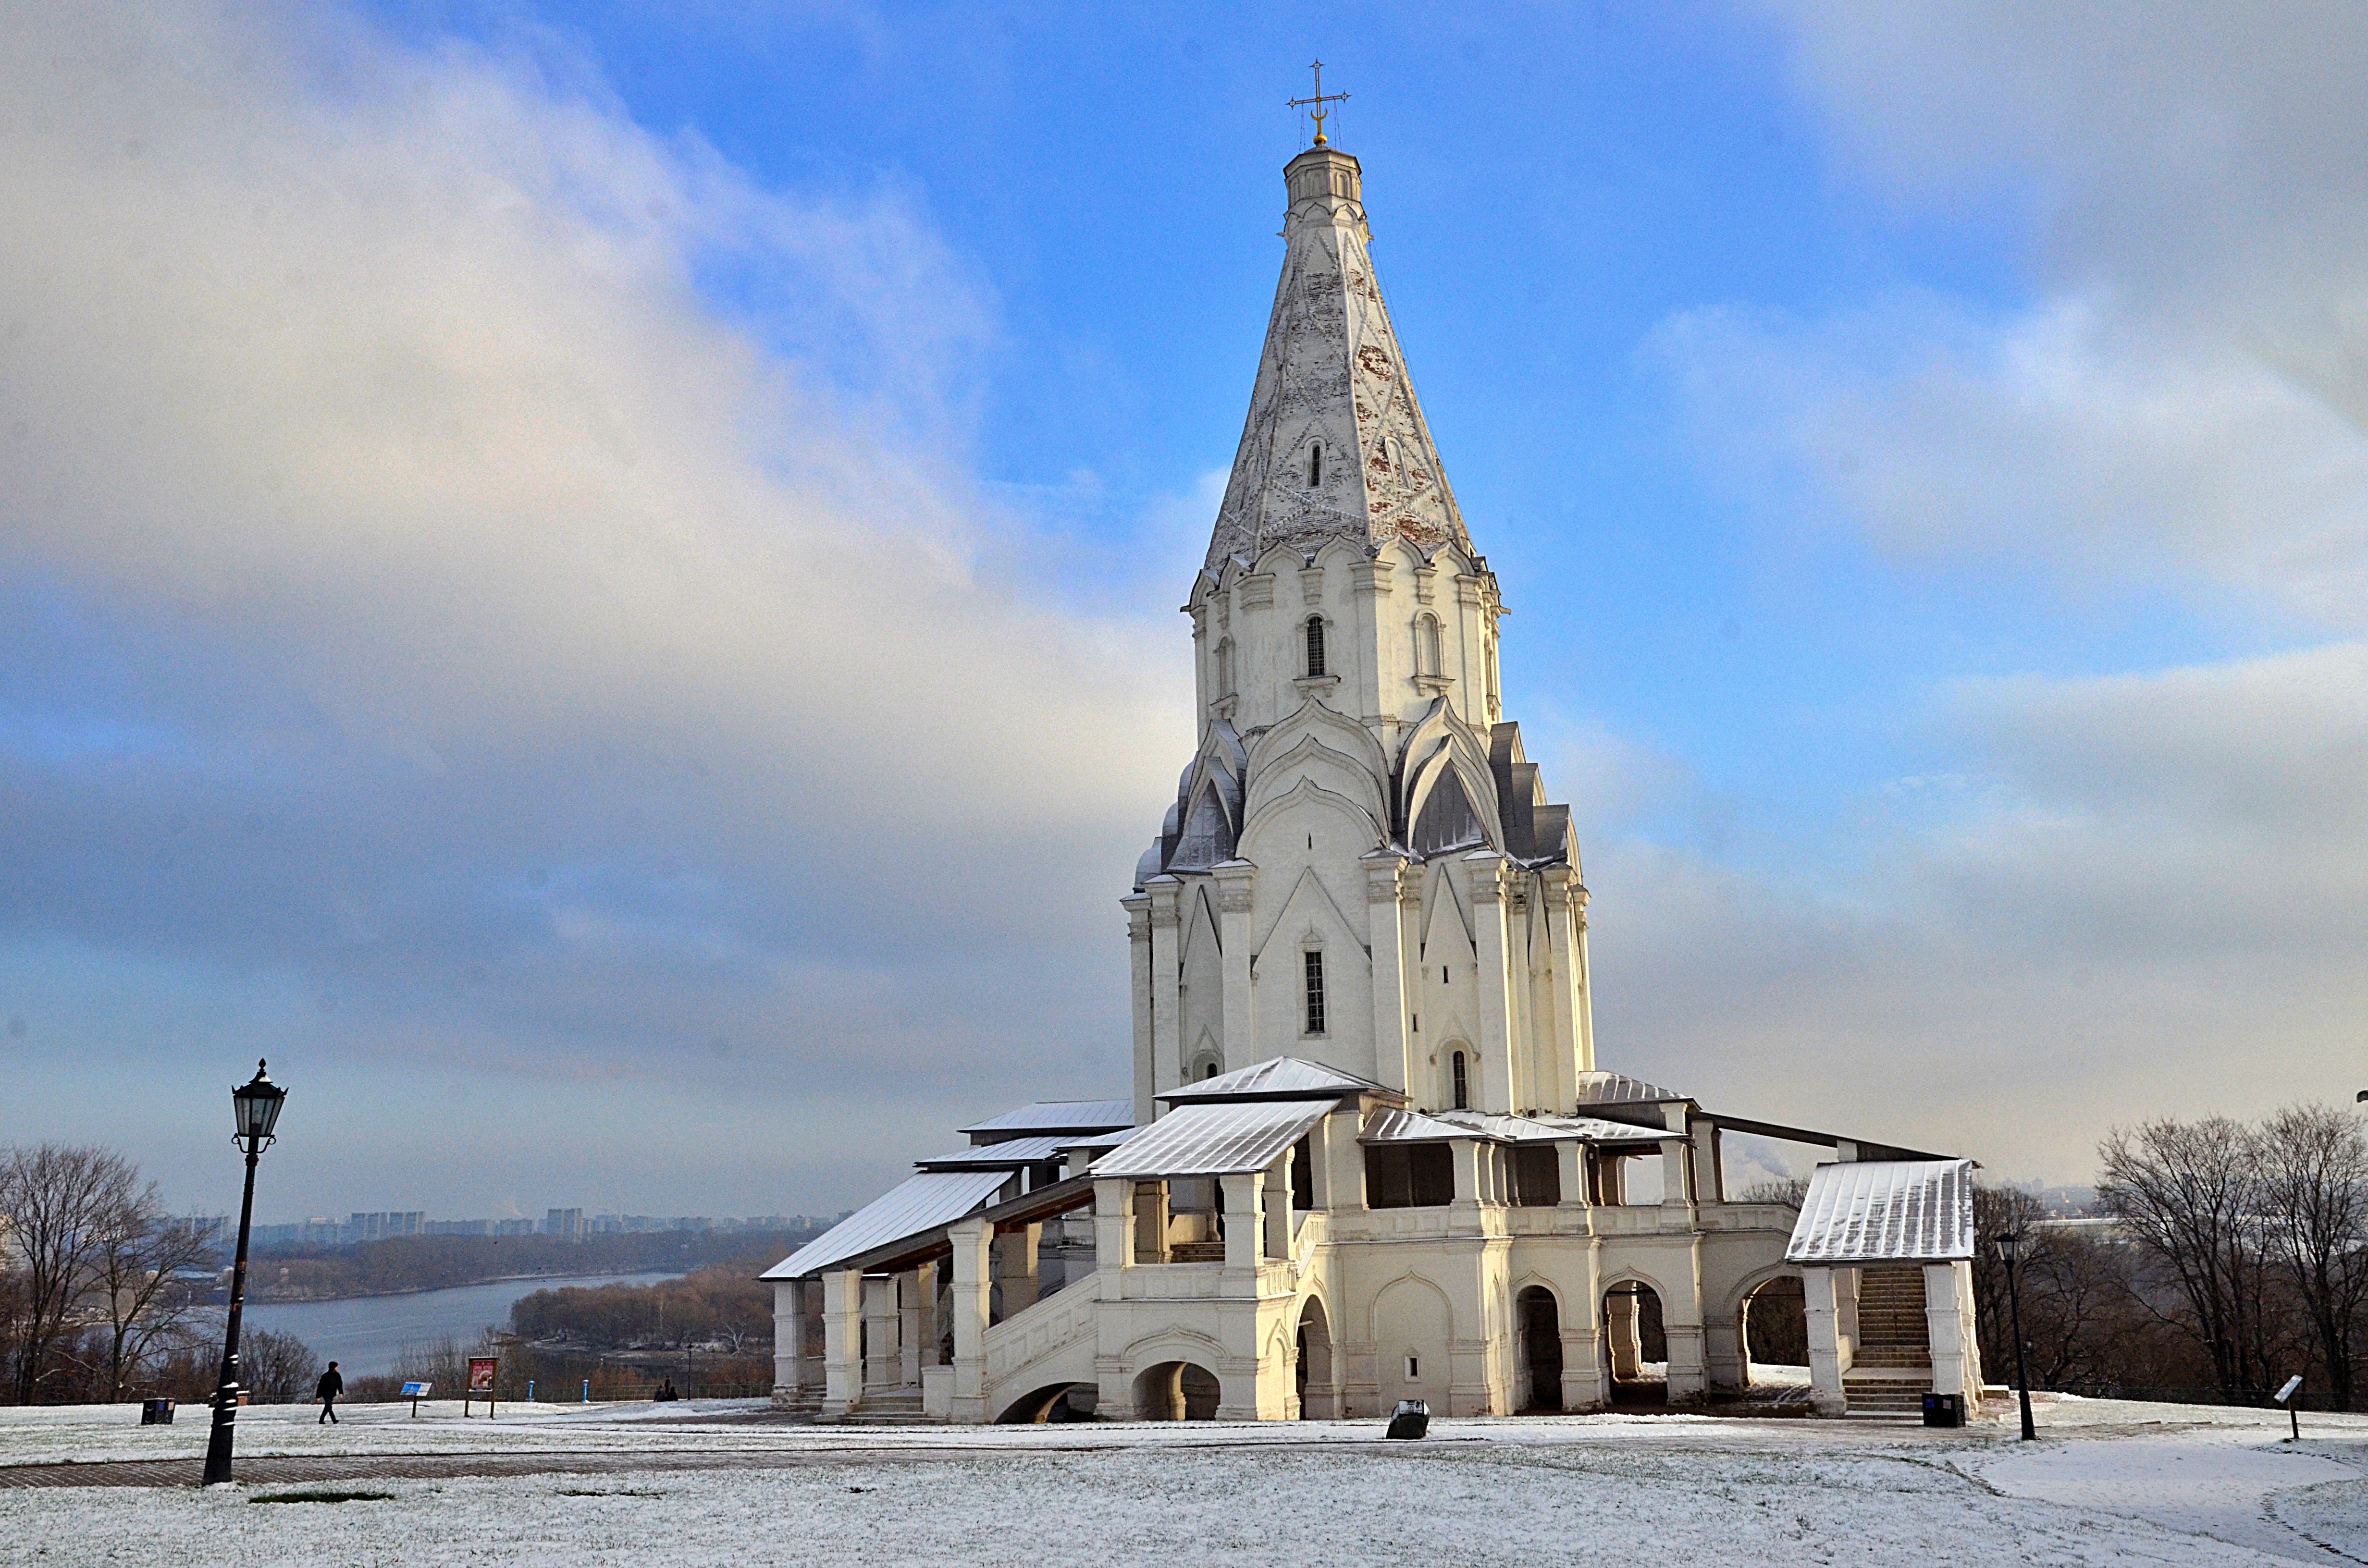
[
  {"left": 1451, "top": 1051, "right": 1469, "bottom": 1111},
  {"left": 1415, "top": 615, "right": 1442, "bottom": 677},
  {"left": 1202, "top": 1060, "right": 1220, "bottom": 1080},
  {"left": 1303, "top": 950, "right": 1327, "bottom": 1036},
  {"left": 1214, "top": 637, "right": 1234, "bottom": 696},
  {"left": 1305, "top": 616, "right": 1327, "bottom": 678},
  {"left": 1309, "top": 442, "right": 1322, "bottom": 487}
]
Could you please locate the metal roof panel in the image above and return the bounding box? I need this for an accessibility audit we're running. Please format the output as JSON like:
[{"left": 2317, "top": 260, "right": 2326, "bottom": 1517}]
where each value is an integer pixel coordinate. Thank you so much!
[
  {"left": 1090, "top": 1100, "right": 1332, "bottom": 1178},
  {"left": 1784, "top": 1159, "right": 1977, "bottom": 1264},
  {"left": 958, "top": 1100, "right": 1135, "bottom": 1136},
  {"left": 759, "top": 1169, "right": 1011, "bottom": 1280}
]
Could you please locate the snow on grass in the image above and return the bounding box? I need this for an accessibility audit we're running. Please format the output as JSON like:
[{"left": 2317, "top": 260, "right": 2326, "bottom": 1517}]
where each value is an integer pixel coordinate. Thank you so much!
[
  {"left": 2, "top": 1438, "right": 2352, "bottom": 1567},
  {"left": 8, "top": 1396, "right": 2368, "bottom": 1564}
]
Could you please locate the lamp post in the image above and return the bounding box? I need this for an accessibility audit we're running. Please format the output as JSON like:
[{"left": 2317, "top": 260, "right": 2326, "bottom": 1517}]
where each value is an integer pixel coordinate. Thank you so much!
[
  {"left": 1995, "top": 1231, "right": 2037, "bottom": 1442},
  {"left": 201, "top": 1060, "right": 287, "bottom": 1486}
]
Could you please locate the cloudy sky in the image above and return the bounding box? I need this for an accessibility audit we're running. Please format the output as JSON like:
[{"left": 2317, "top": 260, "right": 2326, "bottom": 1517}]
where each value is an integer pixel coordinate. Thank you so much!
[{"left": 5, "top": 2, "right": 2364, "bottom": 1222}]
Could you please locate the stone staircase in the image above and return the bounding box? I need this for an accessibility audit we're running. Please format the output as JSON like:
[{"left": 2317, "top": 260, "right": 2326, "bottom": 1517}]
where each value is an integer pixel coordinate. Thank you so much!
[
  {"left": 1843, "top": 1267, "right": 1930, "bottom": 1417},
  {"left": 836, "top": 1388, "right": 927, "bottom": 1426}
]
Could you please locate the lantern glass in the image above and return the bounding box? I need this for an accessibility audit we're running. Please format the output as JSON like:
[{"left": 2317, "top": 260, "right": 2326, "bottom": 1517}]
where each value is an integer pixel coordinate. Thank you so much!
[
  {"left": 232, "top": 1061, "right": 287, "bottom": 1143},
  {"left": 1995, "top": 1232, "right": 2019, "bottom": 1265}
]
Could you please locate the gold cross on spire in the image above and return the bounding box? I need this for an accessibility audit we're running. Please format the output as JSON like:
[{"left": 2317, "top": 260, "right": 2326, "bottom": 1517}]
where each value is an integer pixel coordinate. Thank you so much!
[{"left": 1288, "top": 60, "right": 1349, "bottom": 147}]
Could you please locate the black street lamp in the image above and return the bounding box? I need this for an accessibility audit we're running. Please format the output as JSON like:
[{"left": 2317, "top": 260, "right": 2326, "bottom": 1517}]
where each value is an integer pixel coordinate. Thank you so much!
[
  {"left": 1995, "top": 1231, "right": 2037, "bottom": 1443},
  {"left": 201, "top": 1060, "right": 287, "bottom": 1486}
]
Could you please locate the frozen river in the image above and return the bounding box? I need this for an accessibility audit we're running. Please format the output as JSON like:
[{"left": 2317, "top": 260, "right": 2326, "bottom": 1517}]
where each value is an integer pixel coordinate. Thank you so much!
[{"left": 241, "top": 1273, "right": 681, "bottom": 1377}]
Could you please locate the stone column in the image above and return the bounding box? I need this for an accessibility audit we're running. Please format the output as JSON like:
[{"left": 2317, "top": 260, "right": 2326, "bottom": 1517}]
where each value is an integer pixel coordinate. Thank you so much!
[
  {"left": 1215, "top": 859, "right": 1257, "bottom": 1070},
  {"left": 1147, "top": 875, "right": 1184, "bottom": 1097},
  {"left": 1802, "top": 1266, "right": 1847, "bottom": 1416},
  {"left": 903, "top": 1262, "right": 939, "bottom": 1384},
  {"left": 1220, "top": 1172, "right": 1264, "bottom": 1272},
  {"left": 995, "top": 1224, "right": 1040, "bottom": 1317},
  {"left": 1466, "top": 852, "right": 1516, "bottom": 1112},
  {"left": 1447, "top": 1138, "right": 1486, "bottom": 1219},
  {"left": 1263, "top": 1152, "right": 1294, "bottom": 1262},
  {"left": 947, "top": 1219, "right": 993, "bottom": 1423},
  {"left": 861, "top": 1275, "right": 899, "bottom": 1392},
  {"left": 1125, "top": 894, "right": 1155, "bottom": 1125},
  {"left": 1659, "top": 1102, "right": 1694, "bottom": 1212},
  {"left": 1925, "top": 1260, "right": 1976, "bottom": 1407},
  {"left": 1537, "top": 866, "right": 1586, "bottom": 1103},
  {"left": 1365, "top": 854, "right": 1414, "bottom": 1094},
  {"left": 819, "top": 1270, "right": 863, "bottom": 1418},
  {"left": 771, "top": 1279, "right": 805, "bottom": 1405},
  {"left": 1691, "top": 1119, "right": 1725, "bottom": 1205},
  {"left": 1320, "top": 1107, "right": 1364, "bottom": 1213},
  {"left": 1093, "top": 1177, "right": 1135, "bottom": 1274},
  {"left": 1554, "top": 1142, "right": 1587, "bottom": 1210},
  {"left": 1605, "top": 1288, "right": 1643, "bottom": 1380}
]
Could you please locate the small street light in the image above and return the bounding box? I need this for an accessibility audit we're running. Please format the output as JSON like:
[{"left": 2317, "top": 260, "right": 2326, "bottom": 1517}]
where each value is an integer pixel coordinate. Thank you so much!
[
  {"left": 1995, "top": 1231, "right": 2037, "bottom": 1442},
  {"left": 201, "top": 1060, "right": 287, "bottom": 1487}
]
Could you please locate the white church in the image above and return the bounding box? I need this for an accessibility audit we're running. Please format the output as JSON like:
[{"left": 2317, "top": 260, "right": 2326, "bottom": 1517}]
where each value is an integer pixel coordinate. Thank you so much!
[{"left": 765, "top": 133, "right": 1985, "bottom": 1424}]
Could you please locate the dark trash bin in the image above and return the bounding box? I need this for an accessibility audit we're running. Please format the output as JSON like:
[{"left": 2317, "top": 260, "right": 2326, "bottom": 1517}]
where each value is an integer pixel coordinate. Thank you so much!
[
  {"left": 139, "top": 1398, "right": 174, "bottom": 1426},
  {"left": 1922, "top": 1392, "right": 1964, "bottom": 1428},
  {"left": 1386, "top": 1399, "right": 1429, "bottom": 1439}
]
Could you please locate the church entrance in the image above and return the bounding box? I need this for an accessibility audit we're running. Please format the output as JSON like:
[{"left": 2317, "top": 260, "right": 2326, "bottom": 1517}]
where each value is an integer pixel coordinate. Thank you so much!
[
  {"left": 1133, "top": 1360, "right": 1221, "bottom": 1421},
  {"left": 1603, "top": 1282, "right": 1668, "bottom": 1407},
  {"left": 1738, "top": 1274, "right": 1807, "bottom": 1388},
  {"left": 1295, "top": 1295, "right": 1336, "bottom": 1418},
  {"left": 1515, "top": 1286, "right": 1563, "bottom": 1412}
]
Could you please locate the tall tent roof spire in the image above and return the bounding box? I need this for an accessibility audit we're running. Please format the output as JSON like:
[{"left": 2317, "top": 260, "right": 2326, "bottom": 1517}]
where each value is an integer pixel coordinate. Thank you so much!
[{"left": 1203, "top": 142, "right": 1470, "bottom": 574}]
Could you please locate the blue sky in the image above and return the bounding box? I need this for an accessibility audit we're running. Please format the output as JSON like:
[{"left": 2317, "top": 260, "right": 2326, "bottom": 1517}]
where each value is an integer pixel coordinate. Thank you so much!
[{"left": 6, "top": 2, "right": 2367, "bottom": 1220}]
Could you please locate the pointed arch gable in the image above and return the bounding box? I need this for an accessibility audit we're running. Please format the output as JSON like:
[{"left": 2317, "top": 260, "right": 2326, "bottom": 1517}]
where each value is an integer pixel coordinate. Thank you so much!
[
  {"left": 1239, "top": 776, "right": 1386, "bottom": 860},
  {"left": 1250, "top": 695, "right": 1390, "bottom": 782},
  {"left": 1253, "top": 865, "right": 1369, "bottom": 962},
  {"left": 1416, "top": 859, "right": 1474, "bottom": 956},
  {"left": 1245, "top": 733, "right": 1388, "bottom": 829}
]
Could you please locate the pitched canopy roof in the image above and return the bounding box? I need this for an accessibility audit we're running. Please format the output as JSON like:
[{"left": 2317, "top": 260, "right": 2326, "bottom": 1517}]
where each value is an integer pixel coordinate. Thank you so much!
[
  {"left": 760, "top": 1169, "right": 1011, "bottom": 1281},
  {"left": 1203, "top": 145, "right": 1469, "bottom": 571},
  {"left": 1784, "top": 1159, "right": 1977, "bottom": 1265},
  {"left": 1090, "top": 1099, "right": 1333, "bottom": 1179},
  {"left": 913, "top": 1136, "right": 1071, "bottom": 1170},
  {"left": 1159, "top": 1056, "right": 1384, "bottom": 1105},
  {"left": 958, "top": 1100, "right": 1135, "bottom": 1138}
]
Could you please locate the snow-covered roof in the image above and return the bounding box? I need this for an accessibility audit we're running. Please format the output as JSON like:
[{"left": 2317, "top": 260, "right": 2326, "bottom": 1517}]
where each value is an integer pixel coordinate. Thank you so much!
[
  {"left": 959, "top": 1100, "right": 1135, "bottom": 1137},
  {"left": 913, "top": 1136, "right": 1071, "bottom": 1170},
  {"left": 1159, "top": 1057, "right": 1384, "bottom": 1104},
  {"left": 1090, "top": 1099, "right": 1332, "bottom": 1178},
  {"left": 1573, "top": 1069, "right": 1687, "bottom": 1107},
  {"left": 1359, "top": 1108, "right": 1475, "bottom": 1144},
  {"left": 1784, "top": 1159, "right": 1977, "bottom": 1265},
  {"left": 760, "top": 1169, "right": 1011, "bottom": 1280},
  {"left": 1430, "top": 1109, "right": 1673, "bottom": 1144},
  {"left": 1056, "top": 1126, "right": 1143, "bottom": 1152}
]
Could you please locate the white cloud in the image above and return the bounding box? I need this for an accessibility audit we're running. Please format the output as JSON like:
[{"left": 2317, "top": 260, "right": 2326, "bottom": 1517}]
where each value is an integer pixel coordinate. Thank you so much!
[{"left": 0, "top": 3, "right": 1187, "bottom": 1210}]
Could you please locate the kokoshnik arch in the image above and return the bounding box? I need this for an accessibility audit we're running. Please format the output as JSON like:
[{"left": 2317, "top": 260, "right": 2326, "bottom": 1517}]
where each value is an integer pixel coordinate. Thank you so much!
[{"left": 763, "top": 134, "right": 1986, "bottom": 1424}]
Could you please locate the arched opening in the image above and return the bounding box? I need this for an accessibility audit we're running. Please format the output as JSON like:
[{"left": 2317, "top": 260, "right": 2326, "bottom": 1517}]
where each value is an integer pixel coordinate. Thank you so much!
[
  {"left": 1304, "top": 615, "right": 1327, "bottom": 677},
  {"left": 1449, "top": 1050, "right": 1469, "bottom": 1110},
  {"left": 1302, "top": 948, "right": 1327, "bottom": 1035},
  {"left": 1602, "top": 1281, "right": 1668, "bottom": 1407},
  {"left": 1213, "top": 637, "right": 1234, "bottom": 697},
  {"left": 1295, "top": 1296, "right": 1336, "bottom": 1419},
  {"left": 1515, "top": 1285, "right": 1563, "bottom": 1412},
  {"left": 1132, "top": 1360, "right": 1221, "bottom": 1421},
  {"left": 1308, "top": 441, "right": 1322, "bottom": 487},
  {"left": 1738, "top": 1273, "right": 1808, "bottom": 1392},
  {"left": 1415, "top": 614, "right": 1442, "bottom": 677},
  {"left": 994, "top": 1381, "right": 1099, "bottom": 1424}
]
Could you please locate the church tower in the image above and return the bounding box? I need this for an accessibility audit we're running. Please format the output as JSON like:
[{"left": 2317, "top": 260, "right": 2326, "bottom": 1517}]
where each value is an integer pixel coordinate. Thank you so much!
[{"left": 1125, "top": 142, "right": 1595, "bottom": 1125}]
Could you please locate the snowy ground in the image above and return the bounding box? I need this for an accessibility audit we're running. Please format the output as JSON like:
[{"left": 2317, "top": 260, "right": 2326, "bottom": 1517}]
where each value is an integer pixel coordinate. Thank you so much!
[{"left": 6, "top": 1393, "right": 2368, "bottom": 1565}]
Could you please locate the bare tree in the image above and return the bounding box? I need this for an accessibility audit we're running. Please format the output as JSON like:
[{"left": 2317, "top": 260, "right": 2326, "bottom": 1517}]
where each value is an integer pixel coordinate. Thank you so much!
[
  {"left": 89, "top": 1187, "right": 216, "bottom": 1401},
  {"left": 2256, "top": 1103, "right": 2368, "bottom": 1409},
  {"left": 238, "top": 1328, "right": 320, "bottom": 1402},
  {"left": 0, "top": 1145, "right": 135, "bottom": 1403},
  {"left": 2098, "top": 1117, "right": 2284, "bottom": 1401}
]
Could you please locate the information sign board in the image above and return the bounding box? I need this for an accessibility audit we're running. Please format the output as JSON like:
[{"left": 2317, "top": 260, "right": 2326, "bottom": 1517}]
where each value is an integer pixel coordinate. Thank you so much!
[{"left": 465, "top": 1356, "right": 498, "bottom": 1418}]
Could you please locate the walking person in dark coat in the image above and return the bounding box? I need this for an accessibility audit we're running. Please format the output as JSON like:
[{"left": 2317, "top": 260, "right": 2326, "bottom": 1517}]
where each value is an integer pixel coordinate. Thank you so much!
[{"left": 315, "top": 1362, "right": 343, "bottom": 1424}]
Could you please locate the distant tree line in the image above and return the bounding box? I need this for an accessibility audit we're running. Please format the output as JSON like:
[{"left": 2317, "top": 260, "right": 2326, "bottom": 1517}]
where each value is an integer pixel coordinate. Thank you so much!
[
  {"left": 1976, "top": 1104, "right": 2368, "bottom": 1408},
  {"left": 250, "top": 1226, "right": 820, "bottom": 1302},
  {"left": 509, "top": 1262, "right": 774, "bottom": 1354}
]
